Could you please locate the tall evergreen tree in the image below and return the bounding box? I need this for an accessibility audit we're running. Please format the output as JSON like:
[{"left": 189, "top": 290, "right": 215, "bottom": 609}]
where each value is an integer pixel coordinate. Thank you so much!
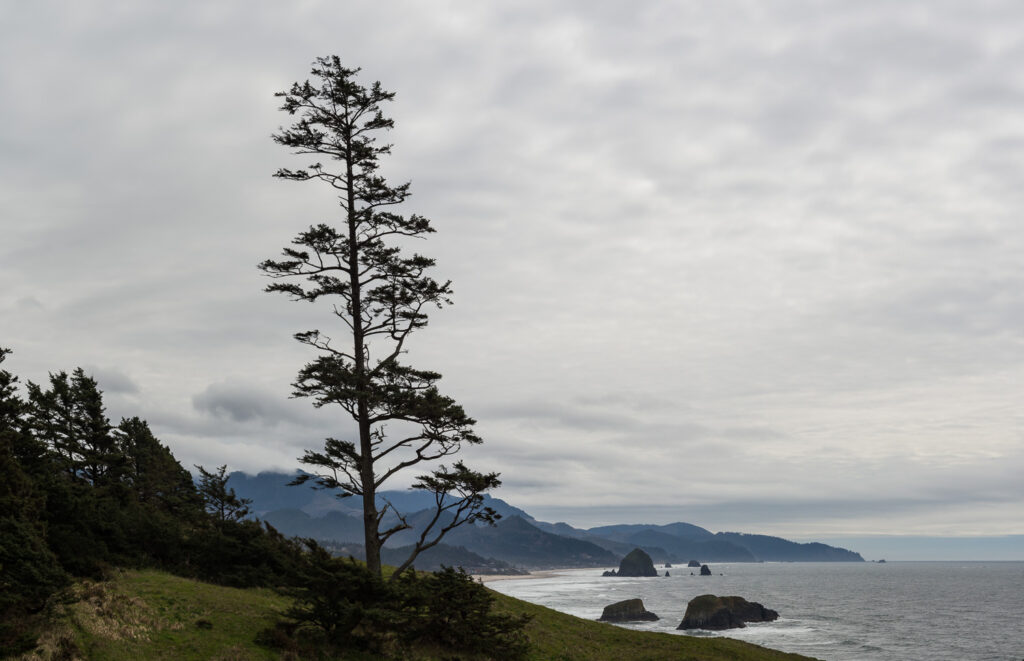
[
  {"left": 260, "top": 56, "right": 499, "bottom": 577},
  {"left": 0, "top": 348, "right": 68, "bottom": 655},
  {"left": 195, "top": 464, "right": 252, "bottom": 526},
  {"left": 26, "top": 369, "right": 119, "bottom": 485},
  {"left": 118, "top": 416, "right": 198, "bottom": 515}
]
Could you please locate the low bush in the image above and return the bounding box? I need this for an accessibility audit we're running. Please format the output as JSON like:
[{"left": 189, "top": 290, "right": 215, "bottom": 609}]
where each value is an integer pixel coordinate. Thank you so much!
[{"left": 261, "top": 543, "right": 531, "bottom": 660}]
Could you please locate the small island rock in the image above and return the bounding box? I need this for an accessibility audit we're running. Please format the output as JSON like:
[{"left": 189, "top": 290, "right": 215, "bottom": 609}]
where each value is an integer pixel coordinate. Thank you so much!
[
  {"left": 598, "top": 598, "right": 660, "bottom": 622},
  {"left": 613, "top": 548, "right": 659, "bottom": 577},
  {"left": 700, "top": 564, "right": 712, "bottom": 576},
  {"left": 687, "top": 560, "right": 701, "bottom": 568},
  {"left": 677, "top": 594, "right": 779, "bottom": 631}
]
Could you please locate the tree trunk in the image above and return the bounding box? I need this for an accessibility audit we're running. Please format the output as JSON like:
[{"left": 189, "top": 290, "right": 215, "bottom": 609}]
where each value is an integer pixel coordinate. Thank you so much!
[{"left": 343, "top": 118, "right": 381, "bottom": 576}]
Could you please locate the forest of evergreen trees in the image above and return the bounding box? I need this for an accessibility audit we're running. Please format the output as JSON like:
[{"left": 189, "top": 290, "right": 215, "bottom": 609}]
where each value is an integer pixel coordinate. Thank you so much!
[{"left": 0, "top": 348, "right": 527, "bottom": 658}]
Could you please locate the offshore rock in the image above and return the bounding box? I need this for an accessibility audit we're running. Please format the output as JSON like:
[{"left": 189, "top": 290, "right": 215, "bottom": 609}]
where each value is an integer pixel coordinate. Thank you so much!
[
  {"left": 598, "top": 598, "right": 660, "bottom": 622},
  {"left": 687, "top": 560, "right": 701, "bottom": 568},
  {"left": 700, "top": 564, "right": 712, "bottom": 576},
  {"left": 614, "top": 548, "right": 659, "bottom": 577},
  {"left": 677, "top": 594, "right": 779, "bottom": 631}
]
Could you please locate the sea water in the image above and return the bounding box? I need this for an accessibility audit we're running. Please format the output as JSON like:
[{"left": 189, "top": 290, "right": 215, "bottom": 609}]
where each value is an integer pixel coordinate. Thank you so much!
[{"left": 488, "top": 562, "right": 1024, "bottom": 661}]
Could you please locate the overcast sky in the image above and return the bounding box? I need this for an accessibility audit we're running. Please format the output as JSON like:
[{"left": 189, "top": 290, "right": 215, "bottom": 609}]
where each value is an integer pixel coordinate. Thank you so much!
[{"left": 3, "top": 1, "right": 1023, "bottom": 544}]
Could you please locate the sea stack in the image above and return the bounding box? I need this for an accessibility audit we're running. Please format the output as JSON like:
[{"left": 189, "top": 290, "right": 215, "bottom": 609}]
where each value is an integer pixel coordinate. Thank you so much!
[
  {"left": 677, "top": 594, "right": 779, "bottom": 630},
  {"left": 613, "top": 548, "right": 659, "bottom": 577},
  {"left": 700, "top": 564, "right": 712, "bottom": 576},
  {"left": 598, "top": 598, "right": 659, "bottom": 622}
]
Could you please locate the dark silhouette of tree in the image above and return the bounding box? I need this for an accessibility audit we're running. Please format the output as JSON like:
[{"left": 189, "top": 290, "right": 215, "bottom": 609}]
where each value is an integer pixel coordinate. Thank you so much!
[
  {"left": 118, "top": 416, "right": 198, "bottom": 515},
  {"left": 260, "top": 55, "right": 500, "bottom": 577},
  {"left": 195, "top": 464, "right": 252, "bottom": 526},
  {"left": 25, "top": 368, "right": 120, "bottom": 486},
  {"left": 0, "top": 348, "right": 68, "bottom": 655}
]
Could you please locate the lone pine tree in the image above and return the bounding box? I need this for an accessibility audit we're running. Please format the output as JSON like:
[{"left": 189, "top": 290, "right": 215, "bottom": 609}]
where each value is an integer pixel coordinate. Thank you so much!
[{"left": 260, "top": 56, "right": 499, "bottom": 577}]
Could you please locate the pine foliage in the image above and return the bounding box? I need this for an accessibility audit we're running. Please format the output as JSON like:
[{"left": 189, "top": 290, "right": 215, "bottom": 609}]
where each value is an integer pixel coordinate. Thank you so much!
[{"left": 261, "top": 56, "right": 500, "bottom": 577}]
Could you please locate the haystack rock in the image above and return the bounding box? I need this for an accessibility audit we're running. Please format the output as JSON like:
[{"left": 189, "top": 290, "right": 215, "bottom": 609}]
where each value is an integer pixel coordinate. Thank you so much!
[{"left": 614, "top": 548, "right": 658, "bottom": 577}]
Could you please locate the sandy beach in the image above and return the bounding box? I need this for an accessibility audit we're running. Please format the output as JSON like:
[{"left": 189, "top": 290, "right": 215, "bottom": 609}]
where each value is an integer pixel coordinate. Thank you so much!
[{"left": 473, "top": 569, "right": 566, "bottom": 584}]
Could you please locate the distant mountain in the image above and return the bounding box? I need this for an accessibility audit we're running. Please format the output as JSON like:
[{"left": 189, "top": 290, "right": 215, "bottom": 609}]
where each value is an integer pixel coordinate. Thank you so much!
[
  {"left": 316, "top": 540, "right": 524, "bottom": 574},
  {"left": 261, "top": 508, "right": 364, "bottom": 543},
  {"left": 231, "top": 471, "right": 865, "bottom": 567},
  {"left": 715, "top": 532, "right": 863, "bottom": 562},
  {"left": 588, "top": 522, "right": 713, "bottom": 540},
  {"left": 658, "top": 522, "right": 717, "bottom": 541},
  {"left": 229, "top": 471, "right": 319, "bottom": 514},
  {"left": 382, "top": 543, "right": 524, "bottom": 574},
  {"left": 443, "top": 516, "right": 619, "bottom": 568},
  {"left": 584, "top": 523, "right": 756, "bottom": 562},
  {"left": 228, "top": 470, "right": 532, "bottom": 521}
]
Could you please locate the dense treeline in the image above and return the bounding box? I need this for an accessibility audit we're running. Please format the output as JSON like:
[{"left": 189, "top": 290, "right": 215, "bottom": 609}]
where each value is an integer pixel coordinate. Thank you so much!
[
  {"left": 0, "top": 349, "right": 304, "bottom": 654},
  {"left": 0, "top": 349, "right": 528, "bottom": 658}
]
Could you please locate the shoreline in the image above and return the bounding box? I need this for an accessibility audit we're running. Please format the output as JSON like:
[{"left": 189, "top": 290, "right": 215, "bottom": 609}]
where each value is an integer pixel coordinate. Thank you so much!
[{"left": 474, "top": 569, "right": 568, "bottom": 584}]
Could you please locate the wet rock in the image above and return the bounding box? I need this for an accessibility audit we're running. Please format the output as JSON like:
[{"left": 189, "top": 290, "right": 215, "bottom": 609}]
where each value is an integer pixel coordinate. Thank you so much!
[
  {"left": 598, "top": 598, "right": 660, "bottom": 622},
  {"left": 677, "top": 594, "right": 779, "bottom": 631},
  {"left": 614, "top": 548, "right": 658, "bottom": 577}
]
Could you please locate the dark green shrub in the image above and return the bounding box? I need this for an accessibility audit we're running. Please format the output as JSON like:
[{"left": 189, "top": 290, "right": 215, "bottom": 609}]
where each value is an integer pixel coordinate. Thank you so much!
[
  {"left": 263, "top": 551, "right": 531, "bottom": 660},
  {"left": 280, "top": 543, "right": 394, "bottom": 649},
  {"left": 400, "top": 567, "right": 531, "bottom": 660}
]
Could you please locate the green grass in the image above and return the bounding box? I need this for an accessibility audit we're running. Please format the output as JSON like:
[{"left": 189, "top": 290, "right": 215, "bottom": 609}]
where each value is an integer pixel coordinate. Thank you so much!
[
  {"left": 25, "top": 569, "right": 288, "bottom": 661},
  {"left": 22, "top": 570, "right": 819, "bottom": 661}
]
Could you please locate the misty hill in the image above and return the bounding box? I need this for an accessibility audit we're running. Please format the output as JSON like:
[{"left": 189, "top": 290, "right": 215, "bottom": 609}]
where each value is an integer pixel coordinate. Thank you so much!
[
  {"left": 229, "top": 470, "right": 532, "bottom": 521},
  {"left": 589, "top": 522, "right": 714, "bottom": 540},
  {"left": 443, "top": 515, "right": 618, "bottom": 568},
  {"left": 715, "top": 532, "right": 863, "bottom": 562},
  {"left": 584, "top": 522, "right": 756, "bottom": 562},
  {"left": 584, "top": 523, "right": 863, "bottom": 563},
  {"left": 235, "top": 471, "right": 864, "bottom": 566},
  {"left": 261, "top": 508, "right": 364, "bottom": 542},
  {"left": 315, "top": 540, "right": 522, "bottom": 574}
]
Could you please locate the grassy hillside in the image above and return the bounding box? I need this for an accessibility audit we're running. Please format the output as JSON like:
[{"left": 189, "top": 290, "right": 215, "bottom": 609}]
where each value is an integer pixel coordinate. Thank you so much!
[{"left": 21, "top": 570, "right": 819, "bottom": 661}]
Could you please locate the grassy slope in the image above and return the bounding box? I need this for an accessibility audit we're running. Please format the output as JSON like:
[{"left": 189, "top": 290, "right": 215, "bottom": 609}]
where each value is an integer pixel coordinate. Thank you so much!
[{"left": 24, "top": 570, "right": 819, "bottom": 661}]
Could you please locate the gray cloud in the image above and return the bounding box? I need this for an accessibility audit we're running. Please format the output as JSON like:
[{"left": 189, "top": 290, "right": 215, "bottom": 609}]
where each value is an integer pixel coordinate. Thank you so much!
[
  {"left": 192, "top": 381, "right": 305, "bottom": 426},
  {"left": 84, "top": 365, "right": 140, "bottom": 395},
  {"left": 3, "top": 0, "right": 1024, "bottom": 538}
]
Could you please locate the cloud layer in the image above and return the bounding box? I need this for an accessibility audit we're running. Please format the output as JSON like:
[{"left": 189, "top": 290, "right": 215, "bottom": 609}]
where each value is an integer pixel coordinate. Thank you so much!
[{"left": 2, "top": 1, "right": 1022, "bottom": 537}]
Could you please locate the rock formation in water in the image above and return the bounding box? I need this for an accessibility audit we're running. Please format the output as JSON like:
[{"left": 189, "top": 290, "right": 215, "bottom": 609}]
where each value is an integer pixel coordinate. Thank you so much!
[
  {"left": 687, "top": 559, "right": 701, "bottom": 567},
  {"left": 677, "top": 594, "right": 779, "bottom": 630},
  {"left": 598, "top": 598, "right": 660, "bottom": 622},
  {"left": 613, "top": 548, "right": 659, "bottom": 577},
  {"left": 700, "top": 564, "right": 712, "bottom": 576}
]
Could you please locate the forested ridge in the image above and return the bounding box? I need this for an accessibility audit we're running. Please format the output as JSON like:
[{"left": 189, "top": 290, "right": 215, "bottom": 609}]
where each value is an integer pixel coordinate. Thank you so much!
[{"left": 0, "top": 348, "right": 527, "bottom": 659}]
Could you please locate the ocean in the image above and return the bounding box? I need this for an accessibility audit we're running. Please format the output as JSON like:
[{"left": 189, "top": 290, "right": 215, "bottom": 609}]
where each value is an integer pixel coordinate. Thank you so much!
[{"left": 487, "top": 562, "right": 1024, "bottom": 660}]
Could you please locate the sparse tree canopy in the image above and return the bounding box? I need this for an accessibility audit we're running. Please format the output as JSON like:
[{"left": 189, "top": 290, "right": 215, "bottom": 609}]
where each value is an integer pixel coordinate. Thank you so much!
[{"left": 260, "top": 55, "right": 500, "bottom": 577}]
